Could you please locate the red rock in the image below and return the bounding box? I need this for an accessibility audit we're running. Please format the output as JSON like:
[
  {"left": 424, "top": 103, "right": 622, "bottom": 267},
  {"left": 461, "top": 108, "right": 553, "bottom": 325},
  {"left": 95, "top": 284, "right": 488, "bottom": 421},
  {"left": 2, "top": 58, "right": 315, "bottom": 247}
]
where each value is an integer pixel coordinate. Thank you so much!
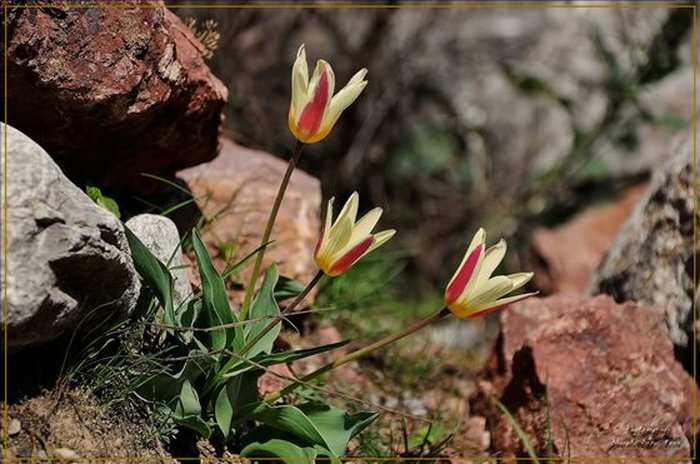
[
  {"left": 5, "top": 2, "right": 227, "bottom": 193},
  {"left": 470, "top": 295, "right": 697, "bottom": 461},
  {"left": 317, "top": 324, "right": 343, "bottom": 346},
  {"left": 529, "top": 184, "right": 647, "bottom": 294},
  {"left": 258, "top": 364, "right": 294, "bottom": 396},
  {"left": 177, "top": 137, "right": 321, "bottom": 305}
]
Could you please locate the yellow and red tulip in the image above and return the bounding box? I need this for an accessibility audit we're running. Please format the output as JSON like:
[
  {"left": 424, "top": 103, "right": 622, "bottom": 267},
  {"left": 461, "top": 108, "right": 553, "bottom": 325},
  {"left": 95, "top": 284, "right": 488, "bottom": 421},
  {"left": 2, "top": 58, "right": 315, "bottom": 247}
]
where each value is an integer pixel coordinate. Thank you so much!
[
  {"left": 288, "top": 44, "right": 368, "bottom": 144},
  {"left": 445, "top": 228, "right": 536, "bottom": 319},
  {"left": 315, "top": 192, "right": 395, "bottom": 277}
]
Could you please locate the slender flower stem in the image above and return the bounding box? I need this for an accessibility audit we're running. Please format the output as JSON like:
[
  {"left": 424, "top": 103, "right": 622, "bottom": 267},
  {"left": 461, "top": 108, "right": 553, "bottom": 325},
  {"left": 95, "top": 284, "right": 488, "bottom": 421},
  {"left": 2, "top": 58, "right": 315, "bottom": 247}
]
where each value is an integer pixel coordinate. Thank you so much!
[
  {"left": 264, "top": 307, "right": 451, "bottom": 403},
  {"left": 240, "top": 140, "right": 305, "bottom": 320},
  {"left": 238, "top": 269, "right": 324, "bottom": 357}
]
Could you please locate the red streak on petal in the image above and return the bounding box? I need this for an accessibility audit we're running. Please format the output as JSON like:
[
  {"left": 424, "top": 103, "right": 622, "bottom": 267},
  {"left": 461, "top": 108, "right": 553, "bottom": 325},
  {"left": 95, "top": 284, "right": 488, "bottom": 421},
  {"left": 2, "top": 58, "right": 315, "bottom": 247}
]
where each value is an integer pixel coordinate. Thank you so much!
[
  {"left": 465, "top": 303, "right": 506, "bottom": 319},
  {"left": 297, "top": 69, "right": 329, "bottom": 137},
  {"left": 445, "top": 244, "right": 484, "bottom": 306},
  {"left": 314, "top": 224, "right": 325, "bottom": 257},
  {"left": 329, "top": 236, "right": 374, "bottom": 275},
  {"left": 466, "top": 293, "right": 535, "bottom": 319}
]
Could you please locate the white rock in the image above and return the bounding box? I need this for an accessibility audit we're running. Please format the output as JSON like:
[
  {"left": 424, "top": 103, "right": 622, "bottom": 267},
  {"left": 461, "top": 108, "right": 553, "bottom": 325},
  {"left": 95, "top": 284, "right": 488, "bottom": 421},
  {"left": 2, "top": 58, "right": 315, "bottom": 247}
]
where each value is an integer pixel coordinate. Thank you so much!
[
  {"left": 125, "top": 214, "right": 193, "bottom": 309},
  {"left": 1, "top": 124, "right": 140, "bottom": 350}
]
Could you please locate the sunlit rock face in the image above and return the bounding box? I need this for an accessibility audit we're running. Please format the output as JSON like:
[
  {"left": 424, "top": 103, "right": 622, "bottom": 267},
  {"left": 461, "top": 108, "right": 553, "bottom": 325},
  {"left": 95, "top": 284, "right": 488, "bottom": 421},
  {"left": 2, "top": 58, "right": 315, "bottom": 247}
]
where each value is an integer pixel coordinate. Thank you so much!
[
  {"left": 470, "top": 294, "right": 697, "bottom": 461},
  {"left": 4, "top": 2, "right": 227, "bottom": 194}
]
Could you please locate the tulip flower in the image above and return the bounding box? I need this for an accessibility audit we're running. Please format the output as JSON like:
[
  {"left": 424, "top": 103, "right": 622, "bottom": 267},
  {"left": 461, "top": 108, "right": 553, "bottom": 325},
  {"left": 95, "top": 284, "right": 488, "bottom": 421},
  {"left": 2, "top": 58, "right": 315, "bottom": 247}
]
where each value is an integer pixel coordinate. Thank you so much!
[
  {"left": 445, "top": 228, "right": 536, "bottom": 319},
  {"left": 288, "top": 44, "right": 368, "bottom": 144},
  {"left": 315, "top": 192, "right": 395, "bottom": 276}
]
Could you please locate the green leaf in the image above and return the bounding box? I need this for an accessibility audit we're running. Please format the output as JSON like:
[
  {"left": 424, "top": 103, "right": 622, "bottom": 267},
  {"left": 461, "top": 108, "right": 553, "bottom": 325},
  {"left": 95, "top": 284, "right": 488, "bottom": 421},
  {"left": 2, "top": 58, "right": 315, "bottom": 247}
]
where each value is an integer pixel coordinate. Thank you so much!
[
  {"left": 125, "top": 226, "right": 176, "bottom": 326},
  {"left": 244, "top": 402, "right": 378, "bottom": 457},
  {"left": 170, "top": 378, "right": 213, "bottom": 438},
  {"left": 134, "top": 352, "right": 212, "bottom": 404},
  {"left": 298, "top": 403, "right": 377, "bottom": 456},
  {"left": 191, "top": 229, "right": 242, "bottom": 352},
  {"left": 222, "top": 241, "right": 273, "bottom": 279},
  {"left": 176, "top": 298, "right": 201, "bottom": 343},
  {"left": 214, "top": 371, "right": 261, "bottom": 438},
  {"left": 495, "top": 397, "right": 541, "bottom": 464},
  {"left": 242, "top": 426, "right": 341, "bottom": 463},
  {"left": 245, "top": 265, "right": 282, "bottom": 357},
  {"left": 274, "top": 275, "right": 305, "bottom": 302},
  {"left": 173, "top": 379, "right": 201, "bottom": 418},
  {"left": 240, "top": 438, "right": 320, "bottom": 463},
  {"left": 176, "top": 415, "right": 212, "bottom": 439}
]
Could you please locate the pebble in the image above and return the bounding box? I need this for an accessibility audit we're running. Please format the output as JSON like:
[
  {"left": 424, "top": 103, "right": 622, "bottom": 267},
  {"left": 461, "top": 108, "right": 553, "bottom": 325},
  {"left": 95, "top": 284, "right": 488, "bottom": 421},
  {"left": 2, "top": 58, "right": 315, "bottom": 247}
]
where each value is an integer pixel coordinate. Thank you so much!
[
  {"left": 404, "top": 397, "right": 428, "bottom": 417},
  {"left": 53, "top": 448, "right": 80, "bottom": 459},
  {"left": 7, "top": 418, "right": 21, "bottom": 436}
]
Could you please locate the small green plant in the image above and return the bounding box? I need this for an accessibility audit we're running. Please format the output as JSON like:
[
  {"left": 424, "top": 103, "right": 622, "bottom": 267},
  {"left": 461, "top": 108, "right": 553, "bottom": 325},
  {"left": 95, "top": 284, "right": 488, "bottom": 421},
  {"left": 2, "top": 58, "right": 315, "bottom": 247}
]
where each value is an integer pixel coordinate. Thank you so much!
[
  {"left": 113, "top": 44, "right": 538, "bottom": 461},
  {"left": 127, "top": 227, "right": 372, "bottom": 459},
  {"left": 86, "top": 185, "right": 121, "bottom": 218}
]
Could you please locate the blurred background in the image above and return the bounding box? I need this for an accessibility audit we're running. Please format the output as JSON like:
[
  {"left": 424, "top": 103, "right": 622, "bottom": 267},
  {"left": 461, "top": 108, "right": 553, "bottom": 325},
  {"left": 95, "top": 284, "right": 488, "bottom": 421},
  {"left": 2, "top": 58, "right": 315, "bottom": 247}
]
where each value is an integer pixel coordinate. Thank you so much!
[{"left": 175, "top": 2, "right": 693, "bottom": 297}]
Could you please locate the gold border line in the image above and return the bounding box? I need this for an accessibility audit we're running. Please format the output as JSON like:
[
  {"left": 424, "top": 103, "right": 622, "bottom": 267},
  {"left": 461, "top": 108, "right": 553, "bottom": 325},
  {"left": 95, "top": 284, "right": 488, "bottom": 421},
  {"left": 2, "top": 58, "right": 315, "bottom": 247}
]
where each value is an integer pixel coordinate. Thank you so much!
[
  {"left": 692, "top": 3, "right": 698, "bottom": 461},
  {"left": 2, "top": 1, "right": 697, "bottom": 463},
  {"left": 3, "top": 2, "right": 8, "bottom": 463},
  {"left": 4, "top": 2, "right": 700, "bottom": 9}
]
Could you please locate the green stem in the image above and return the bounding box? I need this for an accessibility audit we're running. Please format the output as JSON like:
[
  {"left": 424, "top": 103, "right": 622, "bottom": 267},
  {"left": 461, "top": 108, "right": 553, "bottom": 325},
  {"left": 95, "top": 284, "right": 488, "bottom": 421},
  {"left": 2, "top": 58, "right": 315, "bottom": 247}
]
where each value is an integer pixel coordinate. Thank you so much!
[
  {"left": 264, "top": 307, "right": 451, "bottom": 404},
  {"left": 239, "top": 270, "right": 324, "bottom": 359},
  {"left": 240, "top": 141, "right": 305, "bottom": 320},
  {"left": 207, "top": 270, "right": 323, "bottom": 397}
]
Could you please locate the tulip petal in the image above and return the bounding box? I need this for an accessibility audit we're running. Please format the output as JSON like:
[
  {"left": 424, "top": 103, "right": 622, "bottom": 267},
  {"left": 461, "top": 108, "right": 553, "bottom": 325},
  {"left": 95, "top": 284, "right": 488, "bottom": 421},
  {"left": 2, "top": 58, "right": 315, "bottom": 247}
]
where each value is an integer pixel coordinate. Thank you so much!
[
  {"left": 297, "top": 64, "right": 332, "bottom": 139},
  {"left": 316, "top": 214, "right": 353, "bottom": 273},
  {"left": 328, "top": 235, "right": 374, "bottom": 276},
  {"left": 476, "top": 239, "right": 506, "bottom": 284},
  {"left": 332, "top": 192, "right": 359, "bottom": 232},
  {"left": 445, "top": 228, "right": 486, "bottom": 298},
  {"left": 466, "top": 276, "right": 513, "bottom": 310},
  {"left": 507, "top": 272, "right": 534, "bottom": 291},
  {"left": 291, "top": 44, "right": 309, "bottom": 117},
  {"left": 347, "top": 68, "right": 368, "bottom": 86},
  {"left": 348, "top": 207, "right": 382, "bottom": 246},
  {"left": 367, "top": 229, "right": 396, "bottom": 253},
  {"left": 326, "top": 215, "right": 353, "bottom": 255},
  {"left": 445, "top": 243, "right": 484, "bottom": 307},
  {"left": 466, "top": 292, "right": 538, "bottom": 319},
  {"left": 315, "top": 197, "right": 334, "bottom": 258},
  {"left": 321, "top": 79, "right": 368, "bottom": 134},
  {"left": 319, "top": 197, "right": 334, "bottom": 250}
]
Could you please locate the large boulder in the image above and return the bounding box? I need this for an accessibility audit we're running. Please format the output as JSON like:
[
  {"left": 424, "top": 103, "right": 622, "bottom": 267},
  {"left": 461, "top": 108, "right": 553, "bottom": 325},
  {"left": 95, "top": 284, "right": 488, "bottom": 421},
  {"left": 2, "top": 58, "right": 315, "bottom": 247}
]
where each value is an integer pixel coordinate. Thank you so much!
[
  {"left": 1, "top": 124, "right": 140, "bottom": 351},
  {"left": 177, "top": 137, "right": 321, "bottom": 304},
  {"left": 592, "top": 125, "right": 698, "bottom": 362},
  {"left": 470, "top": 295, "right": 697, "bottom": 461},
  {"left": 4, "top": 1, "right": 227, "bottom": 194}
]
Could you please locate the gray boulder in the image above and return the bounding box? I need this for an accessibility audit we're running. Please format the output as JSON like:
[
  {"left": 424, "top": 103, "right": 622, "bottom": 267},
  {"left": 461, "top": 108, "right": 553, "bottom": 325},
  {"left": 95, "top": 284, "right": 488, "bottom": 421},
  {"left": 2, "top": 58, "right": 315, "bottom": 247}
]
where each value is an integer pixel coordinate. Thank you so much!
[
  {"left": 1, "top": 124, "right": 140, "bottom": 350},
  {"left": 125, "top": 214, "right": 192, "bottom": 310}
]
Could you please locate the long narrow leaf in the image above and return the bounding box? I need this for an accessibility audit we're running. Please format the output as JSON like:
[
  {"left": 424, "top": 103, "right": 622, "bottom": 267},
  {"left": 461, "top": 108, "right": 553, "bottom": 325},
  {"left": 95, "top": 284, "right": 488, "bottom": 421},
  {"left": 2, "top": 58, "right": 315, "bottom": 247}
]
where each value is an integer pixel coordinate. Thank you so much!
[
  {"left": 245, "top": 265, "right": 282, "bottom": 357},
  {"left": 192, "top": 229, "right": 240, "bottom": 351},
  {"left": 222, "top": 340, "right": 350, "bottom": 379},
  {"left": 222, "top": 241, "right": 274, "bottom": 279},
  {"left": 125, "top": 226, "right": 176, "bottom": 325},
  {"left": 494, "top": 397, "right": 541, "bottom": 464}
]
